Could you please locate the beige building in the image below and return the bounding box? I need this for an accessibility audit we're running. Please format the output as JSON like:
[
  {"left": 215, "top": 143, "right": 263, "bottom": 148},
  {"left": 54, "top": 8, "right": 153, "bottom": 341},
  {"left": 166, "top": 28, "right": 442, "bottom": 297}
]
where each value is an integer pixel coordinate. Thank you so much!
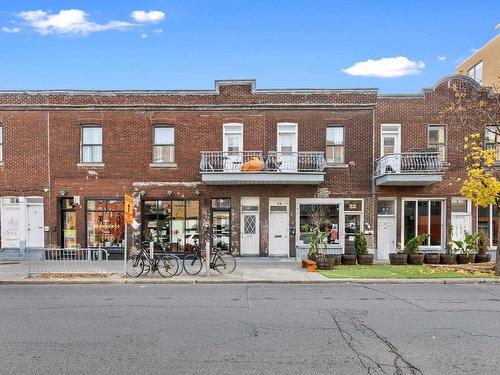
[{"left": 456, "top": 34, "right": 500, "bottom": 90}]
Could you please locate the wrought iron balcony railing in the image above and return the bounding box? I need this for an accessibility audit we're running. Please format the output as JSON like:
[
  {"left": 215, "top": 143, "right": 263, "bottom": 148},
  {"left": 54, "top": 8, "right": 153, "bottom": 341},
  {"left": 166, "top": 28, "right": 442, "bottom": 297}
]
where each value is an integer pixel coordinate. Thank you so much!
[
  {"left": 200, "top": 151, "right": 326, "bottom": 173},
  {"left": 374, "top": 152, "right": 443, "bottom": 176}
]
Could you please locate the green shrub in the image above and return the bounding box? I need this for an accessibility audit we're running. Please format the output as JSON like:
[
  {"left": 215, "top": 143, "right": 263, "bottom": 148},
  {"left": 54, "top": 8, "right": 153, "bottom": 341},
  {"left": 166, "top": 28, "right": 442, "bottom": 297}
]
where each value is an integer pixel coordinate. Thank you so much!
[
  {"left": 354, "top": 231, "right": 368, "bottom": 255},
  {"left": 403, "top": 233, "right": 429, "bottom": 254}
]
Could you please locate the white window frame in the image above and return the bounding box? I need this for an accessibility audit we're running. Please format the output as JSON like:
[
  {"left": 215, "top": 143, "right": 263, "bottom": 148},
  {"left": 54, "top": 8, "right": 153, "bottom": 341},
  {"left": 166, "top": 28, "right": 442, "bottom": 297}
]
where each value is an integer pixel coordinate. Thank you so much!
[
  {"left": 326, "top": 125, "right": 345, "bottom": 164},
  {"left": 80, "top": 125, "right": 103, "bottom": 164},
  {"left": 401, "top": 198, "right": 446, "bottom": 250},
  {"left": 427, "top": 124, "right": 447, "bottom": 162},
  {"left": 380, "top": 124, "right": 401, "bottom": 157},
  {"left": 152, "top": 125, "right": 175, "bottom": 164},
  {"left": 223, "top": 123, "right": 243, "bottom": 153},
  {"left": 485, "top": 125, "right": 500, "bottom": 161},
  {"left": 468, "top": 61, "right": 483, "bottom": 85},
  {"left": 476, "top": 205, "right": 498, "bottom": 250}
]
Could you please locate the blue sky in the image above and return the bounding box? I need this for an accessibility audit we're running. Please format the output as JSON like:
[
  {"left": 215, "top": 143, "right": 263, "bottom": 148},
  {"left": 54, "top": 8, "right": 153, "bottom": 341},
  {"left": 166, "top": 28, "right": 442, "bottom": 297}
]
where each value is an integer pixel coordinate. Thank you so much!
[{"left": 0, "top": 0, "right": 498, "bottom": 93}]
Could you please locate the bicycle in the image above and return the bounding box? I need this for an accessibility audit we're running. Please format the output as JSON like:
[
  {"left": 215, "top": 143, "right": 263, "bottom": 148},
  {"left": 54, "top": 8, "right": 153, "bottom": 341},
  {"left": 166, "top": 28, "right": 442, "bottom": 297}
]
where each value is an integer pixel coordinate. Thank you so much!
[
  {"left": 126, "top": 246, "right": 179, "bottom": 278},
  {"left": 183, "top": 242, "right": 236, "bottom": 276}
]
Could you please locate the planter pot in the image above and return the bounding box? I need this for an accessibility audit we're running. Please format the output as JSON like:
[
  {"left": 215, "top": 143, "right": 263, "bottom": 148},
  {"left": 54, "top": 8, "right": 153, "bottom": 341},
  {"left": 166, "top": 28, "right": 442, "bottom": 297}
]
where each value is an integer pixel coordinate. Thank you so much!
[
  {"left": 456, "top": 254, "right": 476, "bottom": 264},
  {"left": 341, "top": 254, "right": 357, "bottom": 265},
  {"left": 357, "top": 254, "right": 374, "bottom": 265},
  {"left": 475, "top": 253, "right": 491, "bottom": 263},
  {"left": 308, "top": 255, "right": 317, "bottom": 262},
  {"left": 424, "top": 253, "right": 441, "bottom": 264},
  {"left": 407, "top": 253, "right": 424, "bottom": 265},
  {"left": 389, "top": 253, "right": 407, "bottom": 265},
  {"left": 316, "top": 257, "right": 336, "bottom": 270},
  {"left": 325, "top": 254, "right": 342, "bottom": 266},
  {"left": 440, "top": 254, "right": 456, "bottom": 265}
]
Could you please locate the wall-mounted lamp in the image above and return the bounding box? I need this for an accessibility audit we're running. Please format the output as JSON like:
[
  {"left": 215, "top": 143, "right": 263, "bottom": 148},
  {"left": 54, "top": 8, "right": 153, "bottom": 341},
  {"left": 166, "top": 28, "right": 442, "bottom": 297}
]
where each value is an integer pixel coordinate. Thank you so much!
[
  {"left": 59, "top": 190, "right": 67, "bottom": 196},
  {"left": 166, "top": 190, "right": 174, "bottom": 197},
  {"left": 194, "top": 189, "right": 202, "bottom": 196},
  {"left": 139, "top": 190, "right": 146, "bottom": 196}
]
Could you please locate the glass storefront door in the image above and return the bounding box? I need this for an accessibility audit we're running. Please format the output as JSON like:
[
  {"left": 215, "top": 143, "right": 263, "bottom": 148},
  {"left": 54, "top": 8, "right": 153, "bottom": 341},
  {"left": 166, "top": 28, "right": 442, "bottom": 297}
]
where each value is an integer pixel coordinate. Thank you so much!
[
  {"left": 61, "top": 198, "right": 77, "bottom": 248},
  {"left": 211, "top": 198, "right": 231, "bottom": 251}
]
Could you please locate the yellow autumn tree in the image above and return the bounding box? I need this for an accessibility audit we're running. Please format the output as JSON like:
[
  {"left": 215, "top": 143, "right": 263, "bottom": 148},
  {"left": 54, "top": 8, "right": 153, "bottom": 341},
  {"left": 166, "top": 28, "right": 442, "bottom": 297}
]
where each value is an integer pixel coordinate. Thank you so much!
[{"left": 439, "top": 77, "right": 500, "bottom": 275}]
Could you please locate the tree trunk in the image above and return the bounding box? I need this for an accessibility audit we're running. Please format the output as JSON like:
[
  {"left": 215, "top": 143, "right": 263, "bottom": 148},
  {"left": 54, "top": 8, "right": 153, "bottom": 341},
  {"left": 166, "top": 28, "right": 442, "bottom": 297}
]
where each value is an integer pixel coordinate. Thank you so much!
[{"left": 496, "top": 208, "right": 500, "bottom": 276}]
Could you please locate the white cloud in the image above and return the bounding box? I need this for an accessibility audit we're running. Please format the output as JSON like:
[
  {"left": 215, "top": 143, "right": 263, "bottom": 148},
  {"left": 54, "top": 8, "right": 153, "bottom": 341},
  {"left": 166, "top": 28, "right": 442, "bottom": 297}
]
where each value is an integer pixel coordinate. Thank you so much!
[
  {"left": 437, "top": 56, "right": 447, "bottom": 61},
  {"left": 141, "top": 33, "right": 148, "bottom": 38},
  {"left": 1, "top": 26, "right": 20, "bottom": 33},
  {"left": 131, "top": 10, "right": 165, "bottom": 23},
  {"left": 496, "top": 23, "right": 499, "bottom": 30},
  {"left": 470, "top": 47, "right": 479, "bottom": 54},
  {"left": 342, "top": 56, "right": 425, "bottom": 78},
  {"left": 152, "top": 28, "right": 162, "bottom": 34},
  {"left": 18, "top": 9, "right": 134, "bottom": 36}
]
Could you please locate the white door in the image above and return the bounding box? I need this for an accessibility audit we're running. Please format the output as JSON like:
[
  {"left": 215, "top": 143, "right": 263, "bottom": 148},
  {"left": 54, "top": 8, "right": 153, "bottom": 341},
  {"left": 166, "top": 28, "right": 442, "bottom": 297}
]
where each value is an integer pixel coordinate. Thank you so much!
[
  {"left": 380, "top": 124, "right": 401, "bottom": 173},
  {"left": 1, "top": 200, "right": 21, "bottom": 248},
  {"left": 240, "top": 197, "right": 259, "bottom": 256},
  {"left": 223, "top": 123, "right": 243, "bottom": 172},
  {"left": 277, "top": 123, "right": 298, "bottom": 172},
  {"left": 377, "top": 216, "right": 396, "bottom": 261},
  {"left": 27, "top": 204, "right": 44, "bottom": 248},
  {"left": 451, "top": 198, "right": 471, "bottom": 242},
  {"left": 268, "top": 198, "right": 289, "bottom": 256}
]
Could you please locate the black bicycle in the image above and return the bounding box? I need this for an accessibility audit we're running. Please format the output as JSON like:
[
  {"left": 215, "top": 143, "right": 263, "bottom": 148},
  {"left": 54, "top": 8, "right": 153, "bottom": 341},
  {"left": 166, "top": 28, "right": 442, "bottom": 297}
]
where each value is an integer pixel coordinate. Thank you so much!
[
  {"left": 126, "top": 246, "right": 179, "bottom": 278},
  {"left": 183, "top": 242, "right": 236, "bottom": 276}
]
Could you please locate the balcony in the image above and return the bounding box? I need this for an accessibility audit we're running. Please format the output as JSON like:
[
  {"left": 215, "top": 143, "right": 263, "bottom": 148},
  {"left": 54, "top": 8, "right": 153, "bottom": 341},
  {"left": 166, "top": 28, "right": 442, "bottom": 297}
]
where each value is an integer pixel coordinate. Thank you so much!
[
  {"left": 374, "top": 152, "right": 443, "bottom": 186},
  {"left": 200, "top": 151, "right": 326, "bottom": 185}
]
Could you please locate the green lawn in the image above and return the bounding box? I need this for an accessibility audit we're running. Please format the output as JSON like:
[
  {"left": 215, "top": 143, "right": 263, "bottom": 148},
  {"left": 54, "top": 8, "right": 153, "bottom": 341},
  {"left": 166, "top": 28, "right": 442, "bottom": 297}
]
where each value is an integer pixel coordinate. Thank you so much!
[{"left": 319, "top": 264, "right": 496, "bottom": 279}]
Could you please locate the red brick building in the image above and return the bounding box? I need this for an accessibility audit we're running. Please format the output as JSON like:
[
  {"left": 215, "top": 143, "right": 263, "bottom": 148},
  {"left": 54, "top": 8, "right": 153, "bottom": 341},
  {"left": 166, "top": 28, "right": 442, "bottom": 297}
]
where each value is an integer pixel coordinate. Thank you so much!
[{"left": 0, "top": 76, "right": 496, "bottom": 259}]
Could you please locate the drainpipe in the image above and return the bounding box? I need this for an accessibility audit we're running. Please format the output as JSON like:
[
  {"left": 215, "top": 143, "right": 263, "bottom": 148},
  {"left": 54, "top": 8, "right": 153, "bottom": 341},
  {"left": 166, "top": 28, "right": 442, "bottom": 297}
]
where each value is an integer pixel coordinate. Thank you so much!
[
  {"left": 46, "top": 111, "right": 52, "bottom": 246},
  {"left": 371, "top": 104, "right": 377, "bottom": 256}
]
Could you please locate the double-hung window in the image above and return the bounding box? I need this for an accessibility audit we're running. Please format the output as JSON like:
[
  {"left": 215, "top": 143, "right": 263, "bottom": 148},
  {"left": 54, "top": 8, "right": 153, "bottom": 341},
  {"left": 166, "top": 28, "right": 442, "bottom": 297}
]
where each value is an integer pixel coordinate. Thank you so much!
[
  {"left": 428, "top": 125, "right": 447, "bottom": 161},
  {"left": 468, "top": 61, "right": 483, "bottom": 85},
  {"left": 81, "top": 126, "right": 102, "bottom": 163},
  {"left": 326, "top": 126, "right": 344, "bottom": 164},
  {"left": 153, "top": 126, "right": 175, "bottom": 163},
  {"left": 485, "top": 125, "right": 500, "bottom": 161},
  {"left": 0, "top": 126, "right": 3, "bottom": 163}
]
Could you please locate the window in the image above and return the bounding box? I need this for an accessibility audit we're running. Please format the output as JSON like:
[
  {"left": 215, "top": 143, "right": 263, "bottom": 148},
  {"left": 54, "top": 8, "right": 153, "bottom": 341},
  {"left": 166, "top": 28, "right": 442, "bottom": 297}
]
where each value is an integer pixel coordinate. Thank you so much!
[
  {"left": 86, "top": 199, "right": 124, "bottom": 248},
  {"left": 451, "top": 197, "right": 468, "bottom": 214},
  {"left": 468, "top": 61, "right": 483, "bottom": 85},
  {"left": 81, "top": 126, "right": 102, "bottom": 163},
  {"left": 142, "top": 199, "right": 199, "bottom": 252},
  {"left": 299, "top": 204, "right": 340, "bottom": 245},
  {"left": 477, "top": 205, "right": 498, "bottom": 247},
  {"left": 485, "top": 126, "right": 500, "bottom": 160},
  {"left": 377, "top": 200, "right": 395, "bottom": 215},
  {"left": 428, "top": 125, "right": 447, "bottom": 161},
  {"left": 403, "top": 199, "right": 443, "bottom": 247},
  {"left": 326, "top": 126, "right": 344, "bottom": 164},
  {"left": 381, "top": 124, "right": 400, "bottom": 156},
  {"left": 153, "top": 126, "right": 175, "bottom": 163},
  {"left": 0, "top": 126, "right": 3, "bottom": 162}
]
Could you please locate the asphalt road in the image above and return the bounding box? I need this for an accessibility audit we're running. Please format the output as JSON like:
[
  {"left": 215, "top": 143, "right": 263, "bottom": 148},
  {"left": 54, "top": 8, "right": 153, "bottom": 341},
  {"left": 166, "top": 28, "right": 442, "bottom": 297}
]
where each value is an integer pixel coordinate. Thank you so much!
[{"left": 0, "top": 284, "right": 499, "bottom": 375}]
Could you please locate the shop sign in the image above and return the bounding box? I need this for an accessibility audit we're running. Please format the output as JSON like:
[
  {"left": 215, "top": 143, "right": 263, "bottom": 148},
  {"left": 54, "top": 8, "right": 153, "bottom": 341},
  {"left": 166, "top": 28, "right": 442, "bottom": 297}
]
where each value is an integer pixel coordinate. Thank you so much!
[{"left": 124, "top": 194, "right": 134, "bottom": 224}]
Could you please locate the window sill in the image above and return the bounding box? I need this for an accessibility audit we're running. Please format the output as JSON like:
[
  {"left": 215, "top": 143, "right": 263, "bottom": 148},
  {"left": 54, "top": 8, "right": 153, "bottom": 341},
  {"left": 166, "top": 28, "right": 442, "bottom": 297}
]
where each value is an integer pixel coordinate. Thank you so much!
[
  {"left": 325, "top": 163, "right": 349, "bottom": 169},
  {"left": 77, "top": 163, "right": 105, "bottom": 168},
  {"left": 149, "top": 162, "right": 177, "bottom": 168}
]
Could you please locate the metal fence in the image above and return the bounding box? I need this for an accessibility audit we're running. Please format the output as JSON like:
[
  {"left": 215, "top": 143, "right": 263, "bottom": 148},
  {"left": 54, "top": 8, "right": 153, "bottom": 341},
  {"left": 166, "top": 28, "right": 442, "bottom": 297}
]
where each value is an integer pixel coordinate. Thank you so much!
[
  {"left": 28, "top": 248, "right": 110, "bottom": 276},
  {"left": 374, "top": 152, "right": 443, "bottom": 176}
]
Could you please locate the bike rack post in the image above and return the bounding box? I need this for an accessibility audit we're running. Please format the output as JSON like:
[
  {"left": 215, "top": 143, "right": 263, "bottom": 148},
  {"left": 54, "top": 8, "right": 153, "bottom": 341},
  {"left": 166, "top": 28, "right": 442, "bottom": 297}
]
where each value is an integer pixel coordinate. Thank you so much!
[{"left": 205, "top": 242, "right": 210, "bottom": 278}]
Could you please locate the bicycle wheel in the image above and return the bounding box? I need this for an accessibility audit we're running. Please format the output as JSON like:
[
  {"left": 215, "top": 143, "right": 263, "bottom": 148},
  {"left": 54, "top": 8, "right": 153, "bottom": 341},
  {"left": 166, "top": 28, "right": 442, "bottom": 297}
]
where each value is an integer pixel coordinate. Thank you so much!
[
  {"left": 170, "top": 254, "right": 183, "bottom": 276},
  {"left": 183, "top": 254, "right": 203, "bottom": 275},
  {"left": 214, "top": 253, "right": 236, "bottom": 274},
  {"left": 126, "top": 256, "right": 144, "bottom": 277},
  {"left": 157, "top": 255, "right": 179, "bottom": 278}
]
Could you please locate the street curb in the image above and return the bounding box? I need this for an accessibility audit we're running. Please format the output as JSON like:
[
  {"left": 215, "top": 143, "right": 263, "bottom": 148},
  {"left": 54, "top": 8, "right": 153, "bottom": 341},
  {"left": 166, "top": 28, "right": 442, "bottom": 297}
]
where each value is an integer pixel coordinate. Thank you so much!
[{"left": 0, "top": 278, "right": 498, "bottom": 285}]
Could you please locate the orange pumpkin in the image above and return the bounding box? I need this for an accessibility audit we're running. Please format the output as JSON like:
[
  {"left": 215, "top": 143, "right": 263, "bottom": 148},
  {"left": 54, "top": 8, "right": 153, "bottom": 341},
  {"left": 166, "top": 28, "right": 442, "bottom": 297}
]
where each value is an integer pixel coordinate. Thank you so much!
[{"left": 241, "top": 157, "right": 265, "bottom": 171}]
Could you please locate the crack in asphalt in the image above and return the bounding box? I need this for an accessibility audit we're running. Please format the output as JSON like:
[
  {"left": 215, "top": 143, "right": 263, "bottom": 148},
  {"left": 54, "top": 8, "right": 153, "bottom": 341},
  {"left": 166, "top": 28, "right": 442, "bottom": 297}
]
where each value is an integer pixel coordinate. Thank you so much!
[
  {"left": 330, "top": 310, "right": 423, "bottom": 375},
  {"left": 361, "top": 286, "right": 430, "bottom": 312}
]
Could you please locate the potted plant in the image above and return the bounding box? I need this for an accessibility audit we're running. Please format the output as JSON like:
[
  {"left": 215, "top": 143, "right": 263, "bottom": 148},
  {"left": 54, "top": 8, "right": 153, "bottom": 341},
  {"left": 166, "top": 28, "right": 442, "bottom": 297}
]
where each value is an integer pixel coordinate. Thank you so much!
[
  {"left": 475, "top": 231, "right": 491, "bottom": 263},
  {"left": 389, "top": 242, "right": 407, "bottom": 265},
  {"left": 307, "top": 227, "right": 327, "bottom": 262},
  {"left": 404, "top": 234, "right": 429, "bottom": 265},
  {"left": 306, "top": 207, "right": 329, "bottom": 262},
  {"left": 441, "top": 226, "right": 457, "bottom": 265},
  {"left": 453, "top": 232, "right": 478, "bottom": 264},
  {"left": 355, "top": 231, "right": 373, "bottom": 265}
]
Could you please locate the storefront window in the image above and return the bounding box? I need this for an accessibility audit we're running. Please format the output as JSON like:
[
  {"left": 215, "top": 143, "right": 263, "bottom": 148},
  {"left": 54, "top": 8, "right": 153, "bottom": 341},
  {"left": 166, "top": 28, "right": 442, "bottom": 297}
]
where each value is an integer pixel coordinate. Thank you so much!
[
  {"left": 377, "top": 200, "right": 395, "bottom": 215},
  {"left": 403, "top": 199, "right": 443, "bottom": 247},
  {"left": 477, "top": 205, "right": 498, "bottom": 247},
  {"left": 87, "top": 199, "right": 124, "bottom": 248},
  {"left": 299, "top": 204, "right": 340, "bottom": 245},
  {"left": 211, "top": 198, "right": 230, "bottom": 251},
  {"left": 61, "top": 198, "right": 77, "bottom": 248},
  {"left": 142, "top": 200, "right": 199, "bottom": 252}
]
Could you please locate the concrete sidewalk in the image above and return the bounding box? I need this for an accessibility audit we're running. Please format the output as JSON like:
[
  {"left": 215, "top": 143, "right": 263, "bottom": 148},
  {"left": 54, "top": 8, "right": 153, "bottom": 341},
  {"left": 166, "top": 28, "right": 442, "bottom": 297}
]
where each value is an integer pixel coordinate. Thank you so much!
[{"left": 0, "top": 260, "right": 499, "bottom": 284}]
